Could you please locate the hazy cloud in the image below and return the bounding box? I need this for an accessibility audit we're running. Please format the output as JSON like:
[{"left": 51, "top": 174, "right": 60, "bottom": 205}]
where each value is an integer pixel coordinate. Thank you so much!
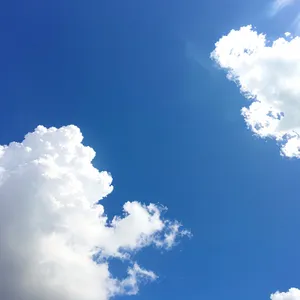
[{"left": 269, "top": 0, "right": 295, "bottom": 16}]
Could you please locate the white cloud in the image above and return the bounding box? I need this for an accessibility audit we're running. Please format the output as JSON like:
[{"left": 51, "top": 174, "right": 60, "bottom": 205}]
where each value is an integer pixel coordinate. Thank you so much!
[
  {"left": 211, "top": 25, "right": 300, "bottom": 158},
  {"left": 271, "top": 288, "right": 300, "bottom": 300},
  {"left": 0, "top": 125, "right": 190, "bottom": 300},
  {"left": 269, "top": 0, "right": 296, "bottom": 16}
]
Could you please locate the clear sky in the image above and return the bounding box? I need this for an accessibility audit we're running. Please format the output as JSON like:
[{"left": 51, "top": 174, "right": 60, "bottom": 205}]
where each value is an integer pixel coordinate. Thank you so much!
[{"left": 1, "top": 1, "right": 300, "bottom": 300}]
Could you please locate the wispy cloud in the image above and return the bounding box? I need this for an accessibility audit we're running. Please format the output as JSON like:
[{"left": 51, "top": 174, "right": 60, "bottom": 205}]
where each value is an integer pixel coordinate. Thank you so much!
[
  {"left": 292, "top": 12, "right": 300, "bottom": 33},
  {"left": 269, "top": 0, "right": 296, "bottom": 16}
]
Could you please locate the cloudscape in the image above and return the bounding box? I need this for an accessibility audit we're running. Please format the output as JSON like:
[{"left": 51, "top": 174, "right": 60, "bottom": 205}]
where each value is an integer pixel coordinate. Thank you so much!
[{"left": 1, "top": 1, "right": 300, "bottom": 300}]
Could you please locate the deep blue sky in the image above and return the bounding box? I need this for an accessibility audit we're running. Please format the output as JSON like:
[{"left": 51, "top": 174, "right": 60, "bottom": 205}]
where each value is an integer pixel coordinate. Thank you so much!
[{"left": 1, "top": 1, "right": 300, "bottom": 299}]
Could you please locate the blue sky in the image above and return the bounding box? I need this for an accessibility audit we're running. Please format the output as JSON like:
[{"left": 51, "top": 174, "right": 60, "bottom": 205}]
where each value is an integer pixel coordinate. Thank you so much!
[{"left": 1, "top": 0, "right": 300, "bottom": 300}]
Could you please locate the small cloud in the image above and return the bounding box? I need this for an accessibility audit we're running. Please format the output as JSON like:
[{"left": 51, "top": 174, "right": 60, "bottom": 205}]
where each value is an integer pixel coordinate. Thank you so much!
[
  {"left": 271, "top": 288, "right": 300, "bottom": 300},
  {"left": 0, "top": 125, "right": 190, "bottom": 300},
  {"left": 115, "top": 263, "right": 158, "bottom": 296}
]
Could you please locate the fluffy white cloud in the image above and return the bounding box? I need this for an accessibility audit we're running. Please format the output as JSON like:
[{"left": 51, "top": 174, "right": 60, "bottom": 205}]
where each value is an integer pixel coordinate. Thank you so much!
[
  {"left": 211, "top": 25, "right": 300, "bottom": 158},
  {"left": 271, "top": 288, "right": 300, "bottom": 300},
  {"left": 0, "top": 125, "right": 189, "bottom": 300}
]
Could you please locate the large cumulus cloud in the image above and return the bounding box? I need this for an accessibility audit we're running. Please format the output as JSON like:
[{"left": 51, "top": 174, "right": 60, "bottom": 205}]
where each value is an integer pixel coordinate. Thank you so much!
[
  {"left": 211, "top": 25, "right": 300, "bottom": 158},
  {"left": 0, "top": 125, "right": 189, "bottom": 300}
]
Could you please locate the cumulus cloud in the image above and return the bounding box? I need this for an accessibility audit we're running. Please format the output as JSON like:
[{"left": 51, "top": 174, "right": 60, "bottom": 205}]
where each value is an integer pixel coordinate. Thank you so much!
[
  {"left": 0, "top": 125, "right": 189, "bottom": 300},
  {"left": 211, "top": 25, "right": 300, "bottom": 158},
  {"left": 271, "top": 288, "right": 300, "bottom": 300}
]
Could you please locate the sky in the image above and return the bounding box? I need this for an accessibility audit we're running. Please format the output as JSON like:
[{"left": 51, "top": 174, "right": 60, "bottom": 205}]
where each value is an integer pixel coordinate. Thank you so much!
[{"left": 1, "top": 0, "right": 300, "bottom": 300}]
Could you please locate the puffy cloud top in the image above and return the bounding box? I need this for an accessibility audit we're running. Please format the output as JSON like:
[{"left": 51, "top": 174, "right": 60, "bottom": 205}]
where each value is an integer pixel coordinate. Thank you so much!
[
  {"left": 0, "top": 125, "right": 189, "bottom": 300},
  {"left": 211, "top": 25, "right": 300, "bottom": 158},
  {"left": 271, "top": 288, "right": 300, "bottom": 300}
]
